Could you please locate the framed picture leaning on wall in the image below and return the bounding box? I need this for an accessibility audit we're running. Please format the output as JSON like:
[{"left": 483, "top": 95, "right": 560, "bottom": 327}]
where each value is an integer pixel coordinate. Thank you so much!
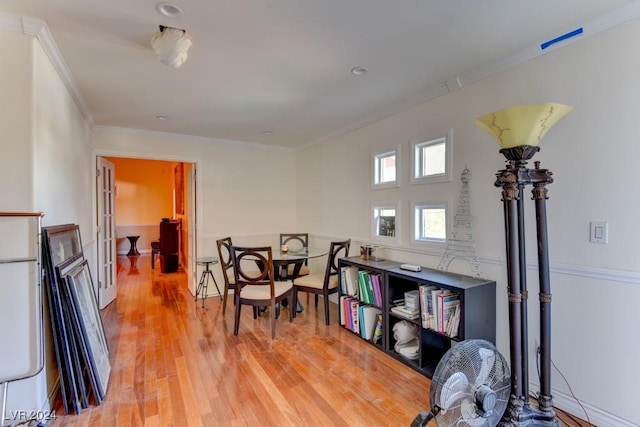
[{"left": 62, "top": 259, "right": 111, "bottom": 399}]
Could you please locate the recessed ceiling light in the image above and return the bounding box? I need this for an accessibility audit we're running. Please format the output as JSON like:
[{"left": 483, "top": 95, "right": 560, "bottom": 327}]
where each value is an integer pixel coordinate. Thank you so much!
[
  {"left": 262, "top": 130, "right": 274, "bottom": 136},
  {"left": 156, "top": 3, "right": 184, "bottom": 18},
  {"left": 155, "top": 115, "right": 168, "bottom": 121},
  {"left": 351, "top": 66, "right": 368, "bottom": 76}
]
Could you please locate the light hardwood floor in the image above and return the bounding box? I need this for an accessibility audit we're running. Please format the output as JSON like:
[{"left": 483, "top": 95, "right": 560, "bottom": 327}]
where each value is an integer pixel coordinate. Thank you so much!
[{"left": 48, "top": 255, "right": 586, "bottom": 427}]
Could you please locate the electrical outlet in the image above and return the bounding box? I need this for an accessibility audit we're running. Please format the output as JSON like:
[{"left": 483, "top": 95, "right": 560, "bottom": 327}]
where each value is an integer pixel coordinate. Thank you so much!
[{"left": 590, "top": 221, "right": 608, "bottom": 244}]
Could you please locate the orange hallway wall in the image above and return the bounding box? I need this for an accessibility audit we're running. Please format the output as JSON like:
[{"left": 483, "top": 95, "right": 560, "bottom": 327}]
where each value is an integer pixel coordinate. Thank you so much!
[{"left": 105, "top": 157, "right": 174, "bottom": 254}]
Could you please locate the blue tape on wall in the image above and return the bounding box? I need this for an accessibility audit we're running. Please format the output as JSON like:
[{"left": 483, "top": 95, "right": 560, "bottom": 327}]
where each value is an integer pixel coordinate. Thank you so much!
[{"left": 540, "top": 27, "right": 584, "bottom": 50}]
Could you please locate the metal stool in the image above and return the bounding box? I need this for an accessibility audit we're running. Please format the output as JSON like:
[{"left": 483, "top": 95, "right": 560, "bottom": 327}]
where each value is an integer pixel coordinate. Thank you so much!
[{"left": 196, "top": 256, "right": 221, "bottom": 308}]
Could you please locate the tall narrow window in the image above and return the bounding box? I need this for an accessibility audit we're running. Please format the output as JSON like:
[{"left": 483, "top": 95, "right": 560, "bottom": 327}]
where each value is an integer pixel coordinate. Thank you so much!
[
  {"left": 411, "top": 131, "right": 452, "bottom": 184},
  {"left": 372, "top": 147, "right": 399, "bottom": 189},
  {"left": 414, "top": 203, "right": 447, "bottom": 242}
]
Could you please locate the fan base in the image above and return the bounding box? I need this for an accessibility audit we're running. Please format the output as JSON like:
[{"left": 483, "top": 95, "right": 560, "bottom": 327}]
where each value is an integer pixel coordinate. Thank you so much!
[{"left": 498, "top": 396, "right": 560, "bottom": 427}]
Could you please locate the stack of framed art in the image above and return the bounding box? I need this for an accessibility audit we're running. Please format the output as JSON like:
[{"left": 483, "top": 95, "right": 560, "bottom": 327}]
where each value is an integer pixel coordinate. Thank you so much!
[{"left": 42, "top": 224, "right": 110, "bottom": 414}]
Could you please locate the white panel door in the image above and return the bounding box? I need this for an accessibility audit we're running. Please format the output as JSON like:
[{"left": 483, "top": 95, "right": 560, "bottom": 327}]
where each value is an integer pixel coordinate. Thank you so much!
[
  {"left": 187, "top": 164, "right": 198, "bottom": 294},
  {"left": 97, "top": 157, "right": 117, "bottom": 309}
]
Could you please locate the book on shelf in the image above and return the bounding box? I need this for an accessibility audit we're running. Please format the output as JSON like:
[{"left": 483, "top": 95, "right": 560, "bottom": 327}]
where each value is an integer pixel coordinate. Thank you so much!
[
  {"left": 419, "top": 285, "right": 438, "bottom": 329},
  {"left": 341, "top": 266, "right": 359, "bottom": 296},
  {"left": 341, "top": 296, "right": 359, "bottom": 332},
  {"left": 391, "top": 304, "right": 419, "bottom": 315},
  {"left": 370, "top": 273, "right": 383, "bottom": 308},
  {"left": 437, "top": 292, "right": 459, "bottom": 334},
  {"left": 390, "top": 305, "right": 420, "bottom": 320},
  {"left": 366, "top": 273, "right": 376, "bottom": 304},
  {"left": 372, "top": 313, "right": 383, "bottom": 344},
  {"left": 357, "top": 270, "right": 375, "bottom": 304},
  {"left": 350, "top": 298, "right": 359, "bottom": 333},
  {"left": 404, "top": 290, "right": 420, "bottom": 310},
  {"left": 445, "top": 302, "right": 461, "bottom": 338},
  {"left": 359, "top": 306, "right": 382, "bottom": 340},
  {"left": 429, "top": 288, "right": 444, "bottom": 331},
  {"left": 341, "top": 296, "right": 351, "bottom": 329}
]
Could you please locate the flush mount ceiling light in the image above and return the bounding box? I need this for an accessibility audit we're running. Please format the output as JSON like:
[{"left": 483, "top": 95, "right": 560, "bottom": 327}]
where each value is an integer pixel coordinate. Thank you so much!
[
  {"left": 351, "top": 66, "right": 368, "bottom": 76},
  {"left": 156, "top": 2, "right": 184, "bottom": 18},
  {"left": 155, "top": 115, "right": 168, "bottom": 121},
  {"left": 151, "top": 25, "right": 192, "bottom": 68}
]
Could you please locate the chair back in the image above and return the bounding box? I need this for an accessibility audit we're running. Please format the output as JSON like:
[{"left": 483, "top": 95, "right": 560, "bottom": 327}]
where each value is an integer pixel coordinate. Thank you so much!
[
  {"left": 279, "top": 233, "right": 309, "bottom": 251},
  {"left": 323, "top": 239, "right": 351, "bottom": 288},
  {"left": 280, "top": 233, "right": 310, "bottom": 271},
  {"left": 216, "top": 237, "right": 234, "bottom": 285},
  {"left": 230, "top": 246, "right": 276, "bottom": 297}
]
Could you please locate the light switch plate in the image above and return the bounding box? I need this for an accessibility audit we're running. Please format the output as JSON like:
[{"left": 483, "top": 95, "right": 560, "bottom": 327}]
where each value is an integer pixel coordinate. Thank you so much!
[{"left": 590, "top": 221, "right": 608, "bottom": 244}]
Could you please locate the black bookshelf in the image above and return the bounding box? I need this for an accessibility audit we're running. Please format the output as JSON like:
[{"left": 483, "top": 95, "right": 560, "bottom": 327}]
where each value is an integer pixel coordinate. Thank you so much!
[{"left": 338, "top": 256, "right": 496, "bottom": 379}]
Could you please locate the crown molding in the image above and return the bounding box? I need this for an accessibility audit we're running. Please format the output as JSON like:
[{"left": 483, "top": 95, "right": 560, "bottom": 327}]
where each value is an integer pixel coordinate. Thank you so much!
[
  {"left": 459, "top": 1, "right": 640, "bottom": 89},
  {"left": 0, "top": 11, "right": 94, "bottom": 129},
  {"left": 93, "top": 125, "right": 295, "bottom": 152}
]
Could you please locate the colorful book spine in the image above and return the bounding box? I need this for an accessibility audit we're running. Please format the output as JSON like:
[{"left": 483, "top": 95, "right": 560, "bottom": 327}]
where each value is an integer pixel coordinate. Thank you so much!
[
  {"left": 371, "top": 273, "right": 383, "bottom": 308},
  {"left": 438, "top": 292, "right": 459, "bottom": 333},
  {"left": 372, "top": 313, "right": 383, "bottom": 344}
]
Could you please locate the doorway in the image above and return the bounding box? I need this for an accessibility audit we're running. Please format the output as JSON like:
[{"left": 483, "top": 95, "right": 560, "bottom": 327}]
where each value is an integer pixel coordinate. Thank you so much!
[{"left": 95, "top": 156, "right": 198, "bottom": 309}]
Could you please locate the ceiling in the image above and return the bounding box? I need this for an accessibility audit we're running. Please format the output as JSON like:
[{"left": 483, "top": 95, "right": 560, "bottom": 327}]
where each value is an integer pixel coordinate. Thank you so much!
[{"left": 1, "top": 1, "right": 636, "bottom": 148}]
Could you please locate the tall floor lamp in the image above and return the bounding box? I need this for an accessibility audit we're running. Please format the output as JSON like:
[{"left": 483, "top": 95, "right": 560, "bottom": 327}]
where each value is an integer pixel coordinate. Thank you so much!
[{"left": 475, "top": 103, "right": 573, "bottom": 426}]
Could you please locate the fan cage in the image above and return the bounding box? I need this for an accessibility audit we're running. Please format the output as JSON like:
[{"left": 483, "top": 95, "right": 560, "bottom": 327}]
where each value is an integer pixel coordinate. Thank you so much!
[{"left": 430, "top": 339, "right": 510, "bottom": 427}]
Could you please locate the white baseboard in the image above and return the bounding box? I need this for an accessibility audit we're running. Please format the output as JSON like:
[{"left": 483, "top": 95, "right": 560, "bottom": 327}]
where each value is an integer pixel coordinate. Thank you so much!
[
  {"left": 117, "top": 249, "right": 151, "bottom": 255},
  {"left": 529, "top": 383, "right": 638, "bottom": 426}
]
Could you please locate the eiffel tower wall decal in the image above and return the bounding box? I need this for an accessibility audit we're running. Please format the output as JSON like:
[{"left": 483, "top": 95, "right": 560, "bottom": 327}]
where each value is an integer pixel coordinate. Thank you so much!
[{"left": 436, "top": 168, "right": 484, "bottom": 278}]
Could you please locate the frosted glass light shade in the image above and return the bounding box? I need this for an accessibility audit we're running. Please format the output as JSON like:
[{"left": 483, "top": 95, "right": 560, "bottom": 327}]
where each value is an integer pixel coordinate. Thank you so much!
[
  {"left": 475, "top": 103, "right": 573, "bottom": 149},
  {"left": 151, "top": 27, "right": 192, "bottom": 68}
]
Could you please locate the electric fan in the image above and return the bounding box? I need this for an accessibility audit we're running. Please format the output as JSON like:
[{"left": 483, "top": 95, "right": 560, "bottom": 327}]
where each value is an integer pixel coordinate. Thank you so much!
[{"left": 411, "top": 339, "right": 511, "bottom": 427}]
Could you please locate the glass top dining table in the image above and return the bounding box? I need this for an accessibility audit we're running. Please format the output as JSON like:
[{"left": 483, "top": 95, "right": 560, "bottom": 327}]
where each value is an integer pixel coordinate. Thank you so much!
[
  {"left": 252, "top": 247, "right": 328, "bottom": 314},
  {"left": 271, "top": 247, "right": 328, "bottom": 280}
]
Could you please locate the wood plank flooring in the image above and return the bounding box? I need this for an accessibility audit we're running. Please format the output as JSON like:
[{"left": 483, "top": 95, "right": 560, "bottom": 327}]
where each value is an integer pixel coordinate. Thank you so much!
[{"left": 48, "top": 255, "right": 587, "bottom": 427}]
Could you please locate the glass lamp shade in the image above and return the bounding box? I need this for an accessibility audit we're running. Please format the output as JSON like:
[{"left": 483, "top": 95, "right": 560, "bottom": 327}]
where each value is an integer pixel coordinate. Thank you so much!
[
  {"left": 151, "top": 27, "right": 192, "bottom": 68},
  {"left": 475, "top": 103, "right": 573, "bottom": 149}
]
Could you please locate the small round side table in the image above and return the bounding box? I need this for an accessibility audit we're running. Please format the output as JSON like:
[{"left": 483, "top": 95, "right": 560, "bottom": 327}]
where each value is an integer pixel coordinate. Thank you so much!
[{"left": 196, "top": 256, "right": 220, "bottom": 308}]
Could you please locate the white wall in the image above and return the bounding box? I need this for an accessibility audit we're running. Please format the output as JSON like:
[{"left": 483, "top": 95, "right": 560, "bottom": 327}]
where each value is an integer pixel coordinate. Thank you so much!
[
  {"left": 91, "top": 128, "right": 299, "bottom": 290},
  {"left": 297, "top": 19, "right": 640, "bottom": 427},
  {"left": 0, "top": 32, "right": 33, "bottom": 207},
  {"left": 0, "top": 29, "right": 93, "bottom": 420}
]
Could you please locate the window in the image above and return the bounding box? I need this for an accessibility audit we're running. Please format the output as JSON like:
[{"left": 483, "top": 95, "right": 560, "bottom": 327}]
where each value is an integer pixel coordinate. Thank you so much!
[
  {"left": 411, "top": 130, "right": 452, "bottom": 184},
  {"left": 373, "top": 205, "right": 397, "bottom": 239},
  {"left": 414, "top": 203, "right": 447, "bottom": 242},
  {"left": 372, "top": 147, "right": 400, "bottom": 189}
]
